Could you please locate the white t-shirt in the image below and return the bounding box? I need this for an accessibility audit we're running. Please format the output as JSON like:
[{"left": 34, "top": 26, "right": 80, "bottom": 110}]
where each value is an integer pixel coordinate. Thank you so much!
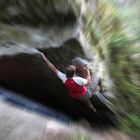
[{"left": 57, "top": 71, "right": 88, "bottom": 86}]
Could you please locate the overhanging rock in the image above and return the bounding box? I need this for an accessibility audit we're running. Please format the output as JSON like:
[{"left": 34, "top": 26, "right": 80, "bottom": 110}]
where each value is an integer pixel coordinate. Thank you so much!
[{"left": 0, "top": 41, "right": 117, "bottom": 125}]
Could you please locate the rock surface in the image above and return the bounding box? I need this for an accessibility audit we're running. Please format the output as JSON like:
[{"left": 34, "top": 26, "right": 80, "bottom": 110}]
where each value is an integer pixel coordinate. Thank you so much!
[
  {"left": 0, "top": 100, "right": 132, "bottom": 140},
  {"left": 0, "top": 39, "right": 98, "bottom": 122},
  {"left": 0, "top": 41, "right": 117, "bottom": 125},
  {"left": 0, "top": 0, "right": 117, "bottom": 125}
]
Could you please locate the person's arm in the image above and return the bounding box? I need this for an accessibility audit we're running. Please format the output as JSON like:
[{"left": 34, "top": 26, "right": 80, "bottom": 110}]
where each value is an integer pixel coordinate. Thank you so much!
[
  {"left": 83, "top": 65, "right": 91, "bottom": 85},
  {"left": 41, "top": 53, "right": 58, "bottom": 74}
]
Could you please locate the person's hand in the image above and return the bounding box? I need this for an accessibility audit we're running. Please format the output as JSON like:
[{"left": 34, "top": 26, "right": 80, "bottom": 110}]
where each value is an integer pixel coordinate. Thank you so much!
[
  {"left": 83, "top": 64, "right": 88, "bottom": 67},
  {"left": 83, "top": 64, "right": 90, "bottom": 70}
]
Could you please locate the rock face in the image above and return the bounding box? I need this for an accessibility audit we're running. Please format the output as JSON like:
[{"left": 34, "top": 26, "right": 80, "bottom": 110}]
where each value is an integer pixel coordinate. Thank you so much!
[
  {"left": 0, "top": 43, "right": 117, "bottom": 125},
  {"left": 0, "top": 99, "right": 132, "bottom": 140},
  {"left": 0, "top": 0, "right": 80, "bottom": 26},
  {"left": 0, "top": 41, "right": 98, "bottom": 123},
  {"left": 0, "top": 0, "right": 117, "bottom": 124}
]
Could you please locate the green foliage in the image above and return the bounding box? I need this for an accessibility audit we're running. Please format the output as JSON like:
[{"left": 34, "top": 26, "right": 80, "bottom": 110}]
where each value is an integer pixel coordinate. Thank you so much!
[
  {"left": 72, "top": 135, "right": 88, "bottom": 140},
  {"left": 106, "top": 22, "right": 140, "bottom": 112},
  {"left": 120, "top": 113, "right": 140, "bottom": 139},
  {"left": 108, "top": 33, "right": 131, "bottom": 60},
  {"left": 84, "top": 0, "right": 140, "bottom": 138}
]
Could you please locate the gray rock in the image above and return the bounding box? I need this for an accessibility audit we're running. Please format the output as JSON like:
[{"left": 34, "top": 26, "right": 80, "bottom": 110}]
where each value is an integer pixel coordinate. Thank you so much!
[{"left": 0, "top": 0, "right": 118, "bottom": 125}]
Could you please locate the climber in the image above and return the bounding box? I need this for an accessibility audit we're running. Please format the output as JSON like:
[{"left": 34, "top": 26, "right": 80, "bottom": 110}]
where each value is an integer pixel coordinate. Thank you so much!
[
  {"left": 40, "top": 53, "right": 96, "bottom": 112},
  {"left": 71, "top": 57, "right": 104, "bottom": 97}
]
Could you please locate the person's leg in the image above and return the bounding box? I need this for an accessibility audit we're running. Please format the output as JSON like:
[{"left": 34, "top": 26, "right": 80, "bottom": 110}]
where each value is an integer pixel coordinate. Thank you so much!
[
  {"left": 78, "top": 93, "right": 96, "bottom": 112},
  {"left": 86, "top": 77, "right": 105, "bottom": 98},
  {"left": 86, "top": 75, "right": 100, "bottom": 98}
]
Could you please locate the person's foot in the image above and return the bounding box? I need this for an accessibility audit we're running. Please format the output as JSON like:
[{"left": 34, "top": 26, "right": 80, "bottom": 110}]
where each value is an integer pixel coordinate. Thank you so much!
[
  {"left": 93, "top": 108, "right": 97, "bottom": 112},
  {"left": 90, "top": 106, "right": 97, "bottom": 112}
]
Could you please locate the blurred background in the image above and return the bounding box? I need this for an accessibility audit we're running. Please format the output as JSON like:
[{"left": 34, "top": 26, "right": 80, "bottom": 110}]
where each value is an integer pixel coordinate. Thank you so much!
[{"left": 0, "top": 0, "right": 139, "bottom": 140}]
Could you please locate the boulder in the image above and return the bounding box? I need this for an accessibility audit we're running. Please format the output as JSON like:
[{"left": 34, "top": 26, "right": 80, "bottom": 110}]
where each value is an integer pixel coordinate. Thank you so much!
[
  {"left": 0, "top": 0, "right": 118, "bottom": 125},
  {"left": 0, "top": 41, "right": 95, "bottom": 122},
  {"left": 0, "top": 41, "right": 117, "bottom": 125},
  {"left": 0, "top": 0, "right": 80, "bottom": 26}
]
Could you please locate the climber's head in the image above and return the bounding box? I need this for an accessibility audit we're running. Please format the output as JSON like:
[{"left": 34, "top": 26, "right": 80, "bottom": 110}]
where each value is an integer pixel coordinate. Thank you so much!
[{"left": 65, "top": 65, "right": 76, "bottom": 78}]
